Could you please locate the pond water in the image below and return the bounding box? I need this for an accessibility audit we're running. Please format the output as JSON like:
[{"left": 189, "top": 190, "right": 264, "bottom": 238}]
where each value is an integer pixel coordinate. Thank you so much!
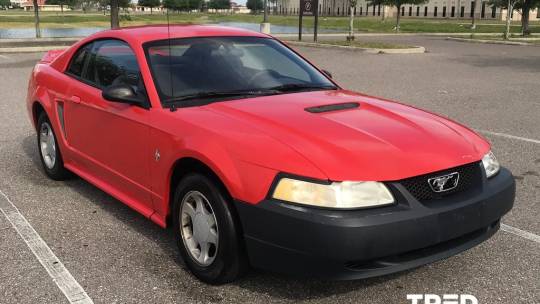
[{"left": 0, "top": 22, "right": 339, "bottom": 39}]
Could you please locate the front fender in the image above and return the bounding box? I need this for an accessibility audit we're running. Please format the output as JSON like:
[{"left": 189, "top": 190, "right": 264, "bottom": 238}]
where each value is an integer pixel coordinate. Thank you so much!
[{"left": 149, "top": 125, "right": 278, "bottom": 225}]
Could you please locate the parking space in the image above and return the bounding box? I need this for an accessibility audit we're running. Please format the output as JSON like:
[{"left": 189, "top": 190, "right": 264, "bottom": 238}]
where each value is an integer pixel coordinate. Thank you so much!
[{"left": 0, "top": 37, "right": 538, "bottom": 303}]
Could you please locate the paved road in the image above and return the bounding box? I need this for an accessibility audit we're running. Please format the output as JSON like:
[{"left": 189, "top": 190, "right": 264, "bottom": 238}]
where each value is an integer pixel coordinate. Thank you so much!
[{"left": 0, "top": 36, "right": 538, "bottom": 304}]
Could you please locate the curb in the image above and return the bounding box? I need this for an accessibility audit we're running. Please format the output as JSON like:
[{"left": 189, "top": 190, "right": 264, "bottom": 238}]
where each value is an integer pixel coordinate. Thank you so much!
[
  {"left": 284, "top": 41, "right": 426, "bottom": 54},
  {"left": 0, "top": 39, "right": 425, "bottom": 54},
  {"left": 275, "top": 32, "right": 540, "bottom": 38},
  {"left": 0, "top": 46, "right": 68, "bottom": 53},
  {"left": 445, "top": 37, "right": 534, "bottom": 46},
  {"left": 0, "top": 37, "right": 81, "bottom": 43}
]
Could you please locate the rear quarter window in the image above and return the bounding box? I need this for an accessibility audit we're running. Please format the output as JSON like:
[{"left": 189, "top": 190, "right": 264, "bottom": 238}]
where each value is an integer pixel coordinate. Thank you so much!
[{"left": 66, "top": 43, "right": 92, "bottom": 78}]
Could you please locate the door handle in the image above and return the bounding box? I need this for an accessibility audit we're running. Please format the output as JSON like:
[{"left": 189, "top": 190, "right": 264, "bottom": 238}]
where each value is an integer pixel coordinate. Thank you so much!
[{"left": 71, "top": 95, "right": 81, "bottom": 104}]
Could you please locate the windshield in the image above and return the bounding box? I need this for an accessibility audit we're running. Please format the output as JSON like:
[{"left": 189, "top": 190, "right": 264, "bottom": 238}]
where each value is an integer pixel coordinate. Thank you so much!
[{"left": 144, "top": 36, "right": 336, "bottom": 106}]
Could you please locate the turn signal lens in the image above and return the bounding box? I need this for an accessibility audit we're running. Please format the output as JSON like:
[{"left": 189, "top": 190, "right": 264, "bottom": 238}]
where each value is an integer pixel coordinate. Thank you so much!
[{"left": 482, "top": 151, "right": 500, "bottom": 178}]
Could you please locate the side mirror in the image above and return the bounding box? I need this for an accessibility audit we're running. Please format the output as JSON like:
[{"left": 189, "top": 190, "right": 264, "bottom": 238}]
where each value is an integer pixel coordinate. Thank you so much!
[
  {"left": 321, "top": 69, "right": 333, "bottom": 79},
  {"left": 102, "top": 84, "right": 148, "bottom": 108}
]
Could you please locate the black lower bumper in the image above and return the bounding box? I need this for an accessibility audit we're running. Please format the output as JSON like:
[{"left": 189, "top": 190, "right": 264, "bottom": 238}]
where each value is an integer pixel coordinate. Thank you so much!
[{"left": 234, "top": 167, "right": 515, "bottom": 280}]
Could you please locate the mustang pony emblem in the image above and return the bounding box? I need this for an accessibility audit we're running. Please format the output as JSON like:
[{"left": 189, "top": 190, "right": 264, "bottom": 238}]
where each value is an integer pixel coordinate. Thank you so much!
[{"left": 428, "top": 172, "right": 460, "bottom": 192}]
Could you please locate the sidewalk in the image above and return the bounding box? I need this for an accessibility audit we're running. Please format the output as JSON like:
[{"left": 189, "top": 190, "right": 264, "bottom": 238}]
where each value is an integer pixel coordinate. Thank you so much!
[{"left": 2, "top": 32, "right": 538, "bottom": 53}]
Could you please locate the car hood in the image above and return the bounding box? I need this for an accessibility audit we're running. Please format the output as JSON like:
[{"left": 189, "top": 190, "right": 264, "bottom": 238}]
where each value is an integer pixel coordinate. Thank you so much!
[{"left": 207, "top": 90, "right": 490, "bottom": 181}]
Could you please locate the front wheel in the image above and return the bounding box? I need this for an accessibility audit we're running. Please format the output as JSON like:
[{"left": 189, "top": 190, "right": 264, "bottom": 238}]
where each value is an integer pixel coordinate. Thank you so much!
[
  {"left": 172, "top": 173, "right": 248, "bottom": 284},
  {"left": 37, "top": 112, "right": 71, "bottom": 180}
]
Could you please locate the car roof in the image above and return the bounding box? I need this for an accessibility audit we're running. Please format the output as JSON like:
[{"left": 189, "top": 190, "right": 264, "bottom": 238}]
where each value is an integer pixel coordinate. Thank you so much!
[
  {"left": 89, "top": 24, "right": 269, "bottom": 45},
  {"left": 51, "top": 25, "right": 273, "bottom": 72}
]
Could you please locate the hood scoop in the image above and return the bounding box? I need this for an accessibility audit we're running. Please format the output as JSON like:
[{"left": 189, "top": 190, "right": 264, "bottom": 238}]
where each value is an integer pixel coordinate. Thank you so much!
[{"left": 305, "top": 102, "right": 360, "bottom": 113}]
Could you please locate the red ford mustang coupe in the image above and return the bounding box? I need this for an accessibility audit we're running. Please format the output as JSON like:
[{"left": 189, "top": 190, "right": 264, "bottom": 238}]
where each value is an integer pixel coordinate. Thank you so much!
[{"left": 26, "top": 25, "right": 515, "bottom": 284}]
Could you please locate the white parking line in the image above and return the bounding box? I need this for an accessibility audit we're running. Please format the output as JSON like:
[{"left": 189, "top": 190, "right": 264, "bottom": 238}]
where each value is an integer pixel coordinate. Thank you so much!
[
  {"left": 0, "top": 190, "right": 94, "bottom": 304},
  {"left": 501, "top": 224, "right": 540, "bottom": 244},
  {"left": 478, "top": 130, "right": 540, "bottom": 145}
]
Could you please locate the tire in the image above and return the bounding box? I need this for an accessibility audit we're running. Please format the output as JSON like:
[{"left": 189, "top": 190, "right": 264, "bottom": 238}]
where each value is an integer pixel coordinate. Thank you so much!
[
  {"left": 172, "top": 173, "right": 248, "bottom": 284},
  {"left": 37, "top": 112, "right": 71, "bottom": 180}
]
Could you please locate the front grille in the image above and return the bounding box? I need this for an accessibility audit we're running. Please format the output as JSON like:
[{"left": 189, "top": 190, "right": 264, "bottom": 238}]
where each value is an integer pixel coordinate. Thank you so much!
[{"left": 398, "top": 161, "right": 482, "bottom": 202}]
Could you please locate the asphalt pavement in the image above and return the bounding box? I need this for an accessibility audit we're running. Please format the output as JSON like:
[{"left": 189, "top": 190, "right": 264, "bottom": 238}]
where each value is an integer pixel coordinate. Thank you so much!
[{"left": 0, "top": 36, "right": 538, "bottom": 304}]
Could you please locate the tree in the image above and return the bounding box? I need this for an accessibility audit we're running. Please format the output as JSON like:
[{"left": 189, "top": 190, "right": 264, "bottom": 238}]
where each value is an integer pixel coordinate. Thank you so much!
[
  {"left": 47, "top": 0, "right": 75, "bottom": 21},
  {"left": 162, "top": 0, "right": 178, "bottom": 10},
  {"left": 370, "top": 0, "right": 427, "bottom": 31},
  {"left": 138, "top": 0, "right": 161, "bottom": 14},
  {"left": 246, "top": 0, "right": 263, "bottom": 13},
  {"left": 111, "top": 0, "right": 120, "bottom": 28},
  {"left": 488, "top": 0, "right": 539, "bottom": 37},
  {"left": 208, "top": 0, "right": 231, "bottom": 10},
  {"left": 347, "top": 0, "right": 357, "bottom": 40},
  {"left": 33, "top": 0, "right": 41, "bottom": 38},
  {"left": 162, "top": 0, "right": 203, "bottom": 11},
  {"left": 119, "top": 0, "right": 131, "bottom": 9},
  {"left": 0, "top": 0, "right": 10, "bottom": 9},
  {"left": 471, "top": 0, "right": 479, "bottom": 29},
  {"left": 520, "top": 0, "right": 540, "bottom": 35}
]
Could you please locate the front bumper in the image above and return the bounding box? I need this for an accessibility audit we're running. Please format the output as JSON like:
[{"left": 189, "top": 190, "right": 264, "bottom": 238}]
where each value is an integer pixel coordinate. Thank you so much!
[{"left": 234, "top": 167, "right": 515, "bottom": 280}]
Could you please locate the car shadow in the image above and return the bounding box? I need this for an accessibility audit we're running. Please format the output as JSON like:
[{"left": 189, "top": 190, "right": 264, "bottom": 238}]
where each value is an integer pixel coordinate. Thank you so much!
[
  {"left": 232, "top": 270, "right": 410, "bottom": 301},
  {"left": 21, "top": 134, "right": 411, "bottom": 301}
]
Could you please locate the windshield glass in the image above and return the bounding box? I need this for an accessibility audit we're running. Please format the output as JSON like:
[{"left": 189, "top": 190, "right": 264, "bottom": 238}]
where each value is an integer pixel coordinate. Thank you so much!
[{"left": 144, "top": 36, "right": 336, "bottom": 105}]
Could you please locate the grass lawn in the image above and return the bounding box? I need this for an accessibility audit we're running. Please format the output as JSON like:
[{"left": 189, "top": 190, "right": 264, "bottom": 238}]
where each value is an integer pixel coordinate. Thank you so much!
[
  {"left": 284, "top": 38, "right": 414, "bottom": 49},
  {"left": 0, "top": 11, "right": 539, "bottom": 34},
  {"left": 450, "top": 34, "right": 540, "bottom": 44}
]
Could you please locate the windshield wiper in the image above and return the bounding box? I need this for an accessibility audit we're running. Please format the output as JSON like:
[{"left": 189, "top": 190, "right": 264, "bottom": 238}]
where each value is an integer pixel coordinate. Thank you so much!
[
  {"left": 266, "top": 83, "right": 337, "bottom": 92},
  {"left": 164, "top": 89, "right": 274, "bottom": 104}
]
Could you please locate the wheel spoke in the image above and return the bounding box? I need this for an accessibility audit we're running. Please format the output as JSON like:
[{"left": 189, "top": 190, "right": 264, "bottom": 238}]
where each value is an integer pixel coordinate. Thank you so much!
[
  {"left": 194, "top": 195, "right": 205, "bottom": 213},
  {"left": 185, "top": 233, "right": 198, "bottom": 250},
  {"left": 206, "top": 213, "right": 216, "bottom": 228},
  {"left": 183, "top": 202, "right": 196, "bottom": 218},
  {"left": 199, "top": 242, "right": 210, "bottom": 264},
  {"left": 207, "top": 229, "right": 218, "bottom": 245}
]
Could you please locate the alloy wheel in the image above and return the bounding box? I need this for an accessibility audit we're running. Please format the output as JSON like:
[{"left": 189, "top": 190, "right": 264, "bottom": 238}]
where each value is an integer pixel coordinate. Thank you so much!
[
  {"left": 39, "top": 122, "right": 56, "bottom": 169},
  {"left": 180, "top": 190, "right": 219, "bottom": 266}
]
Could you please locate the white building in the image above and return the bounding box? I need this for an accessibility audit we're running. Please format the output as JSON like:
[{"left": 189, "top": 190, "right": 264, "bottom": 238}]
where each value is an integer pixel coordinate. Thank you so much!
[
  {"left": 132, "top": 5, "right": 165, "bottom": 13},
  {"left": 232, "top": 2, "right": 251, "bottom": 14},
  {"left": 9, "top": 0, "right": 26, "bottom": 6},
  {"left": 277, "top": 0, "right": 540, "bottom": 21}
]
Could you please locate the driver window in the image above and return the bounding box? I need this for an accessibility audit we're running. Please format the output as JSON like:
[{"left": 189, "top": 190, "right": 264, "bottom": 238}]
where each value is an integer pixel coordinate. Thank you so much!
[{"left": 86, "top": 40, "right": 142, "bottom": 90}]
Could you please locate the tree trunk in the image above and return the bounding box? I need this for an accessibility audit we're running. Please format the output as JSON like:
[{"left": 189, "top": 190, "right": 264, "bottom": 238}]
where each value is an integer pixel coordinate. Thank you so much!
[
  {"left": 395, "top": 5, "right": 401, "bottom": 32},
  {"left": 504, "top": 0, "right": 512, "bottom": 40},
  {"left": 151, "top": 7, "right": 153, "bottom": 15},
  {"left": 111, "top": 0, "right": 120, "bottom": 29},
  {"left": 61, "top": 4, "right": 64, "bottom": 23},
  {"left": 521, "top": 0, "right": 531, "bottom": 36},
  {"left": 471, "top": 0, "right": 477, "bottom": 29},
  {"left": 348, "top": 4, "right": 354, "bottom": 40},
  {"left": 32, "top": 0, "right": 41, "bottom": 38}
]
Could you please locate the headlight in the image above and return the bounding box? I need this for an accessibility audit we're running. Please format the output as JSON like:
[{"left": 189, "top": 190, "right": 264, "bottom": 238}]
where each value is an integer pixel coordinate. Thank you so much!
[
  {"left": 482, "top": 151, "right": 500, "bottom": 178},
  {"left": 272, "top": 178, "right": 395, "bottom": 209}
]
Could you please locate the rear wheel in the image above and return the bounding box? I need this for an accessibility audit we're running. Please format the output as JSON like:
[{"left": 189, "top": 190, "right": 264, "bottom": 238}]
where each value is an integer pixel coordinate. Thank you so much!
[
  {"left": 172, "top": 173, "right": 247, "bottom": 284},
  {"left": 37, "top": 112, "right": 70, "bottom": 180}
]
